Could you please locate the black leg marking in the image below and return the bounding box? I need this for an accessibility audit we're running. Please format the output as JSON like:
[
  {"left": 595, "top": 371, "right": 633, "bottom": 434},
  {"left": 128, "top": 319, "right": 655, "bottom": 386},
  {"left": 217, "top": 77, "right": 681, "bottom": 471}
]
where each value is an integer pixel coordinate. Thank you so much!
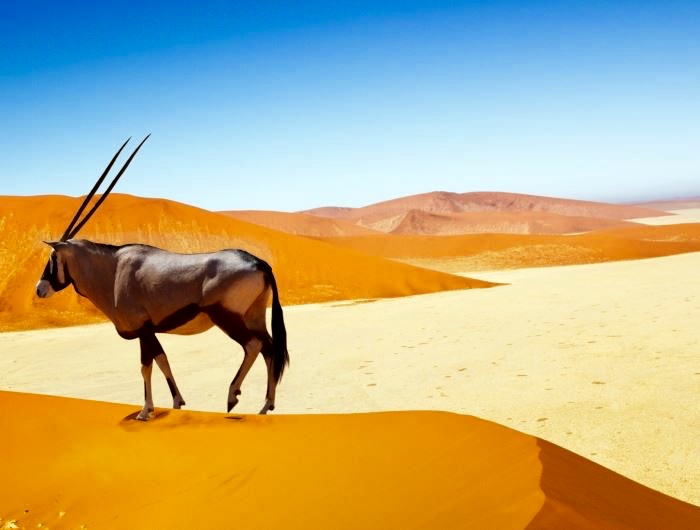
[{"left": 139, "top": 333, "right": 163, "bottom": 365}]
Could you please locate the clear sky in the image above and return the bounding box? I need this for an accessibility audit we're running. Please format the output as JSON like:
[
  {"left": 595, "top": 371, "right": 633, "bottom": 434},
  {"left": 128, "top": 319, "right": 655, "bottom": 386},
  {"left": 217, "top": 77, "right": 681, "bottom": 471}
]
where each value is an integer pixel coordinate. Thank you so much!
[{"left": 1, "top": 0, "right": 698, "bottom": 211}]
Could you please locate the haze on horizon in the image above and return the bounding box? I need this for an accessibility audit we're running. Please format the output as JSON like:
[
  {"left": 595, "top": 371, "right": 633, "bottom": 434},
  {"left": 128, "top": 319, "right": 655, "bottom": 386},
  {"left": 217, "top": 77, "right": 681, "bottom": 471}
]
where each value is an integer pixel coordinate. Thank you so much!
[{"left": 1, "top": 1, "right": 698, "bottom": 212}]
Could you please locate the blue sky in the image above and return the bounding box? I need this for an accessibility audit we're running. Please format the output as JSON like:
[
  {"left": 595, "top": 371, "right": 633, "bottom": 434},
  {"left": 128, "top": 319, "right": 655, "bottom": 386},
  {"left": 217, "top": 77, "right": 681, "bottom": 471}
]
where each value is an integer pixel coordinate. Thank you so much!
[{"left": 1, "top": 1, "right": 698, "bottom": 211}]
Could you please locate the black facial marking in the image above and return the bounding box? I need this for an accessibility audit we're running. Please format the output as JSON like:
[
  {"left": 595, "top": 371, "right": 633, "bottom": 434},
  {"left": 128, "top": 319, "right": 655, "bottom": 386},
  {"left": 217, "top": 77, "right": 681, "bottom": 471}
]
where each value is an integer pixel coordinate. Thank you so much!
[
  {"left": 40, "top": 251, "right": 72, "bottom": 292},
  {"left": 139, "top": 334, "right": 164, "bottom": 366}
]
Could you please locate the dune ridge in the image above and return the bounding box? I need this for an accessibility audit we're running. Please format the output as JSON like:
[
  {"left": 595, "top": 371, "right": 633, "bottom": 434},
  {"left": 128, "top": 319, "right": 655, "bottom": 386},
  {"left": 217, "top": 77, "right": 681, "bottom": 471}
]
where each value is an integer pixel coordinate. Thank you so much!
[
  {"left": 1, "top": 391, "right": 697, "bottom": 529},
  {"left": 0, "top": 194, "right": 493, "bottom": 331},
  {"left": 219, "top": 209, "right": 381, "bottom": 236},
  {"left": 319, "top": 223, "right": 700, "bottom": 272}
]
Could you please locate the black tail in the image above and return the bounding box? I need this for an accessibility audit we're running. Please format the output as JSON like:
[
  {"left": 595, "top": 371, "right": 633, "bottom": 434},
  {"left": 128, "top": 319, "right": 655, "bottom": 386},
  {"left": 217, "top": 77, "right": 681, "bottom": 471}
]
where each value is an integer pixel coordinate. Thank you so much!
[{"left": 264, "top": 265, "right": 289, "bottom": 383}]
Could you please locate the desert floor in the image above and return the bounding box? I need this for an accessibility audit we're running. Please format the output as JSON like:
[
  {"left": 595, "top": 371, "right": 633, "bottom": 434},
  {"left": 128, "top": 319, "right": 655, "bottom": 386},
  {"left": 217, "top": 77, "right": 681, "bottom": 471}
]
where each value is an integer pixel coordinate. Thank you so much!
[
  {"left": 1, "top": 251, "right": 698, "bottom": 506},
  {"left": 634, "top": 208, "right": 700, "bottom": 225}
]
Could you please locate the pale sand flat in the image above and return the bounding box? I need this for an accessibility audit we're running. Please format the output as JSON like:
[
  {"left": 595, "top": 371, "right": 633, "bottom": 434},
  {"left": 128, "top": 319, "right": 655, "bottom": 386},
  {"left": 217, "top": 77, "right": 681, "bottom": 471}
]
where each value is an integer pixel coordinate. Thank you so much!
[
  {"left": 632, "top": 208, "right": 700, "bottom": 225},
  {"left": 1, "top": 252, "right": 698, "bottom": 505}
]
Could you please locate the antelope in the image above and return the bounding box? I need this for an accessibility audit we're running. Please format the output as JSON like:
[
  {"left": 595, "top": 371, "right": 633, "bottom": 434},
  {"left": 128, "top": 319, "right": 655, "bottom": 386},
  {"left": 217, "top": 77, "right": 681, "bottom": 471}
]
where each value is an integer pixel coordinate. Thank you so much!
[{"left": 35, "top": 136, "right": 289, "bottom": 420}]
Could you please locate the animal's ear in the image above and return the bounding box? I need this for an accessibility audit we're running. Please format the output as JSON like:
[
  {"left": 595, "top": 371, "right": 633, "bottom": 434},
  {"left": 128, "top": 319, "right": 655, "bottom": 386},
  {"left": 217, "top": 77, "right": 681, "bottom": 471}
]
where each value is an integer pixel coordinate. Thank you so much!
[{"left": 43, "top": 241, "right": 67, "bottom": 249}]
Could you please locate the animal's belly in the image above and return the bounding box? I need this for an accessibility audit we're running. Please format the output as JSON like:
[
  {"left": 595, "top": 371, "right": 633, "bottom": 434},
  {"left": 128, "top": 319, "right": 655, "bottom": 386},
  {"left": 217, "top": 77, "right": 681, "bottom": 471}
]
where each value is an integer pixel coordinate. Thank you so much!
[{"left": 168, "top": 313, "right": 215, "bottom": 335}]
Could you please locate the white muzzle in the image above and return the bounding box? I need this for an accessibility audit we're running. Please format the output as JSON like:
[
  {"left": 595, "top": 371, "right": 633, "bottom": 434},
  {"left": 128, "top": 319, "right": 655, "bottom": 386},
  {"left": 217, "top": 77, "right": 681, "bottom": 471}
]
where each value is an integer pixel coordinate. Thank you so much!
[{"left": 36, "top": 280, "right": 55, "bottom": 298}]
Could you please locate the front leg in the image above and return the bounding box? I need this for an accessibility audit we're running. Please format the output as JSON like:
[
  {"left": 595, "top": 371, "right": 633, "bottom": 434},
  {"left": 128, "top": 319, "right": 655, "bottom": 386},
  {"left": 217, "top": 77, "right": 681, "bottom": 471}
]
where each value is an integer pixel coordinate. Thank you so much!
[
  {"left": 138, "top": 361, "right": 155, "bottom": 421},
  {"left": 137, "top": 333, "right": 163, "bottom": 421}
]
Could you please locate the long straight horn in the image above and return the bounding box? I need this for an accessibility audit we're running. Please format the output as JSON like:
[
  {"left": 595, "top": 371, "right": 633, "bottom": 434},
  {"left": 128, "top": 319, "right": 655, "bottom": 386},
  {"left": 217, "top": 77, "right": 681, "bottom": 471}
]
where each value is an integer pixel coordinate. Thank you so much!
[
  {"left": 67, "top": 134, "right": 150, "bottom": 240},
  {"left": 60, "top": 137, "right": 132, "bottom": 241}
]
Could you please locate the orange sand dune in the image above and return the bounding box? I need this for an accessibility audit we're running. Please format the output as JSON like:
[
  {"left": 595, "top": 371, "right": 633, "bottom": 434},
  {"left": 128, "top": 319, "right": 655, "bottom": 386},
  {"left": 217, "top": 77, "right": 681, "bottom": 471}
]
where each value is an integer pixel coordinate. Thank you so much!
[
  {"left": 1, "top": 391, "right": 697, "bottom": 529},
  {"left": 305, "top": 191, "right": 667, "bottom": 234},
  {"left": 0, "top": 194, "right": 493, "bottom": 331},
  {"left": 320, "top": 223, "right": 700, "bottom": 272},
  {"left": 220, "top": 209, "right": 380, "bottom": 236}
]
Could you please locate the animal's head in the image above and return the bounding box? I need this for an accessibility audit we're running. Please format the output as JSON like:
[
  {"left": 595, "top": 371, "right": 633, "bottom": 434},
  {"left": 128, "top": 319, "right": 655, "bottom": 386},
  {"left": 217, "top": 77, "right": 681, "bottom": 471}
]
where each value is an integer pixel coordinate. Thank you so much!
[
  {"left": 36, "top": 241, "right": 72, "bottom": 298},
  {"left": 35, "top": 135, "right": 150, "bottom": 299}
]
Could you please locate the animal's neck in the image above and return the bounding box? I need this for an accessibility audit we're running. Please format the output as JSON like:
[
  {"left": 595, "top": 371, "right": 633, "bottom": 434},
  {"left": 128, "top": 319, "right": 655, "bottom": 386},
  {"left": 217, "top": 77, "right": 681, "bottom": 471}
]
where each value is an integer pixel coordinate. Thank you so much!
[{"left": 64, "top": 240, "right": 119, "bottom": 314}]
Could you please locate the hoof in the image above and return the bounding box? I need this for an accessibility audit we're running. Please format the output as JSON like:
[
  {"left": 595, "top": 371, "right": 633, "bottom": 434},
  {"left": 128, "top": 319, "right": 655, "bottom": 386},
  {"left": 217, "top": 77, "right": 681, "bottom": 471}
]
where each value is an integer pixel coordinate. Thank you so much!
[
  {"left": 136, "top": 409, "right": 154, "bottom": 421},
  {"left": 173, "top": 398, "right": 186, "bottom": 410},
  {"left": 227, "top": 389, "right": 241, "bottom": 412},
  {"left": 259, "top": 403, "right": 275, "bottom": 415}
]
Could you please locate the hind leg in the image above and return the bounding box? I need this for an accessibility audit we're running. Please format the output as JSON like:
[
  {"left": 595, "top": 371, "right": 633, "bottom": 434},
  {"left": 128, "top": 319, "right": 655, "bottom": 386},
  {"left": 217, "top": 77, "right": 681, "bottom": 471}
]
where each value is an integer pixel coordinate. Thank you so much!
[
  {"left": 205, "top": 306, "right": 263, "bottom": 412},
  {"left": 227, "top": 336, "right": 262, "bottom": 412}
]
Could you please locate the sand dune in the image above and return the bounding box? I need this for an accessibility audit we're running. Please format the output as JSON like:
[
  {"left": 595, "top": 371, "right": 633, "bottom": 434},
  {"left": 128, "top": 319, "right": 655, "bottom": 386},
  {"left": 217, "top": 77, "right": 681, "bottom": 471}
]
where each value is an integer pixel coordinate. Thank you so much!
[
  {"left": 220, "top": 209, "right": 380, "bottom": 236},
  {"left": 304, "top": 191, "right": 667, "bottom": 234},
  {"left": 319, "top": 223, "right": 700, "bottom": 273},
  {"left": 0, "top": 194, "right": 491, "bottom": 331},
  {"left": 1, "top": 391, "right": 697, "bottom": 529}
]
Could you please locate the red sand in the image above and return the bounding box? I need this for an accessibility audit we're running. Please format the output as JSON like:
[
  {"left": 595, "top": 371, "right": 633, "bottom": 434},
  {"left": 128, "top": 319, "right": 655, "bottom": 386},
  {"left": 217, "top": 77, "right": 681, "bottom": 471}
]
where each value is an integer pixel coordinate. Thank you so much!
[{"left": 1, "top": 391, "right": 697, "bottom": 529}]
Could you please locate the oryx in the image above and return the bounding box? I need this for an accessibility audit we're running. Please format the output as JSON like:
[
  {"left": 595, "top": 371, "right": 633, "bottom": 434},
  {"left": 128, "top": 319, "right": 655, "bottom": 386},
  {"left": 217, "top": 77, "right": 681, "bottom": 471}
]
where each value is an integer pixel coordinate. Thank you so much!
[{"left": 35, "top": 136, "right": 289, "bottom": 420}]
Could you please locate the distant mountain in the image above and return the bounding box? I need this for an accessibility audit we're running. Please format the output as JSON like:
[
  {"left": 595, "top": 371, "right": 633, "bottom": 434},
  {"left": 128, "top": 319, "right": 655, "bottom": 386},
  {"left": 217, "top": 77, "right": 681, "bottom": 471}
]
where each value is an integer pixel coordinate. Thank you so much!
[
  {"left": 390, "top": 209, "right": 637, "bottom": 235},
  {"left": 633, "top": 197, "right": 700, "bottom": 210},
  {"left": 302, "top": 191, "right": 667, "bottom": 235}
]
